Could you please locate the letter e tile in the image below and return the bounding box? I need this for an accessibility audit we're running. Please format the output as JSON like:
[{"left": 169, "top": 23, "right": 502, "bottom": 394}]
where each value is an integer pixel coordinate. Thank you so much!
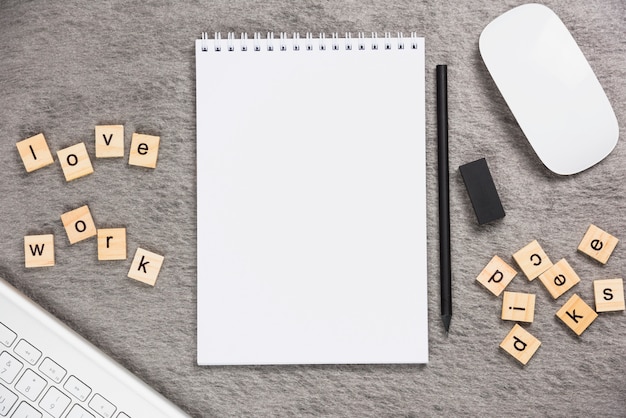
[
  {"left": 538, "top": 259, "right": 581, "bottom": 299},
  {"left": 578, "top": 224, "right": 618, "bottom": 264}
]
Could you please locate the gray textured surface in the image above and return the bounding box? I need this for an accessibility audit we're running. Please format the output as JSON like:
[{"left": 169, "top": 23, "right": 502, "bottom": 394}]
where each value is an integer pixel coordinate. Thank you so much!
[{"left": 1, "top": 1, "right": 625, "bottom": 416}]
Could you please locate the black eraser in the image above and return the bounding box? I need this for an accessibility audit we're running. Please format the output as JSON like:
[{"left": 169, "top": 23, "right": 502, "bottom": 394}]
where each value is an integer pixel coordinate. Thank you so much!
[{"left": 459, "top": 158, "right": 505, "bottom": 225}]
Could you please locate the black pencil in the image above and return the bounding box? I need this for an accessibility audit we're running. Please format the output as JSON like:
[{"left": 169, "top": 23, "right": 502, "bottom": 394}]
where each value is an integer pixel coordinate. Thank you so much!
[{"left": 436, "top": 65, "right": 452, "bottom": 333}]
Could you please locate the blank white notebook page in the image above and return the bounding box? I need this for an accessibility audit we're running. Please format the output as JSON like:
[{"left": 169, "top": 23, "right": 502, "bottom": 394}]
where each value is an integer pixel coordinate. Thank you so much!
[{"left": 196, "top": 34, "right": 427, "bottom": 365}]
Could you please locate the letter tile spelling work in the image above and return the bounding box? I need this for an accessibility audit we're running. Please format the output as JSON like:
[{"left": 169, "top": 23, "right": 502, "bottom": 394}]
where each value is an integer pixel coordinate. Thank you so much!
[
  {"left": 556, "top": 294, "right": 598, "bottom": 336},
  {"left": 476, "top": 255, "right": 517, "bottom": 296},
  {"left": 499, "top": 324, "right": 541, "bottom": 365},
  {"left": 578, "top": 224, "right": 619, "bottom": 264},
  {"left": 128, "top": 248, "right": 165, "bottom": 286},
  {"left": 537, "top": 259, "right": 581, "bottom": 299},
  {"left": 513, "top": 240, "right": 553, "bottom": 281},
  {"left": 501, "top": 291, "right": 535, "bottom": 323},
  {"left": 19, "top": 125, "right": 165, "bottom": 285},
  {"left": 593, "top": 278, "right": 625, "bottom": 312},
  {"left": 61, "top": 205, "right": 97, "bottom": 244},
  {"left": 57, "top": 142, "right": 94, "bottom": 182},
  {"left": 24, "top": 235, "right": 55, "bottom": 268},
  {"left": 97, "top": 228, "right": 127, "bottom": 261},
  {"left": 16, "top": 133, "right": 55, "bottom": 172}
]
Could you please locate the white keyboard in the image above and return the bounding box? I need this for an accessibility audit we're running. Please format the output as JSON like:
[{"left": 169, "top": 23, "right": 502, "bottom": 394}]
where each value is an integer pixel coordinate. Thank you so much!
[{"left": 0, "top": 277, "right": 189, "bottom": 418}]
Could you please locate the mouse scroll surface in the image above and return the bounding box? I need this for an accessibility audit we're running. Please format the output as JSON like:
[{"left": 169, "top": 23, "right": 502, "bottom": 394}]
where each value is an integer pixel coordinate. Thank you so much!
[{"left": 479, "top": 3, "right": 618, "bottom": 175}]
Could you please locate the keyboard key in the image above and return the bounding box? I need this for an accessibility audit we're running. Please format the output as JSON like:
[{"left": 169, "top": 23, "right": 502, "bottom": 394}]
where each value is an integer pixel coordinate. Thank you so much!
[
  {"left": 15, "top": 369, "right": 47, "bottom": 401},
  {"left": 64, "top": 376, "right": 91, "bottom": 402},
  {"left": 14, "top": 340, "right": 41, "bottom": 365},
  {"left": 89, "top": 394, "right": 116, "bottom": 418},
  {"left": 0, "top": 352, "right": 22, "bottom": 384},
  {"left": 10, "top": 401, "right": 42, "bottom": 418},
  {"left": 39, "top": 387, "right": 71, "bottom": 418},
  {"left": 38, "top": 358, "right": 66, "bottom": 384},
  {"left": 116, "top": 414, "right": 130, "bottom": 418},
  {"left": 0, "top": 324, "right": 16, "bottom": 348},
  {"left": 0, "top": 384, "right": 18, "bottom": 416},
  {"left": 66, "top": 404, "right": 95, "bottom": 418}
]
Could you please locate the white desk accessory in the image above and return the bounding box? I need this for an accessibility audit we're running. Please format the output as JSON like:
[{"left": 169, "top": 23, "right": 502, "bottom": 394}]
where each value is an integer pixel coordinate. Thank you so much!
[
  {"left": 195, "top": 33, "right": 428, "bottom": 365},
  {"left": 479, "top": 3, "right": 618, "bottom": 175}
]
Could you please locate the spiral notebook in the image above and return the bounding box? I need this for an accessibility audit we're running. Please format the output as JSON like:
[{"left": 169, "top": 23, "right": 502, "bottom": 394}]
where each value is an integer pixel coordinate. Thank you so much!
[{"left": 196, "top": 32, "right": 427, "bottom": 365}]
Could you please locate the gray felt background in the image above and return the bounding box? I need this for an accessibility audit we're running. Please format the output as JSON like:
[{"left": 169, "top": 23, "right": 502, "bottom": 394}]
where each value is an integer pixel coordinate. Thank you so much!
[{"left": 1, "top": 1, "right": 625, "bottom": 416}]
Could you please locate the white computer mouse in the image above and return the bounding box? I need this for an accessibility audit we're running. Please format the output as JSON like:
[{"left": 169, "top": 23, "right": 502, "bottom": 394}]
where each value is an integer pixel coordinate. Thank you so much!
[{"left": 479, "top": 3, "right": 618, "bottom": 175}]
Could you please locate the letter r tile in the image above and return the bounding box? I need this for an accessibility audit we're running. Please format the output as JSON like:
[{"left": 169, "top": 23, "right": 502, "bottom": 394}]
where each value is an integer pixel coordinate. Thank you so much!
[
  {"left": 128, "top": 248, "right": 164, "bottom": 286},
  {"left": 499, "top": 324, "right": 541, "bottom": 365},
  {"left": 556, "top": 294, "right": 598, "bottom": 336},
  {"left": 476, "top": 255, "right": 517, "bottom": 296}
]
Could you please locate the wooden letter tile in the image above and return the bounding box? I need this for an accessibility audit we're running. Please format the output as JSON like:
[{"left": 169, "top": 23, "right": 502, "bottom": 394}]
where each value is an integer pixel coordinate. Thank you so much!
[
  {"left": 501, "top": 291, "right": 535, "bottom": 323},
  {"left": 476, "top": 255, "right": 517, "bottom": 296},
  {"left": 513, "top": 240, "right": 553, "bottom": 281},
  {"left": 578, "top": 224, "right": 618, "bottom": 264},
  {"left": 129, "top": 133, "right": 160, "bottom": 168},
  {"left": 97, "top": 228, "right": 127, "bottom": 260},
  {"left": 593, "top": 278, "right": 625, "bottom": 312},
  {"left": 95, "top": 125, "right": 124, "bottom": 158},
  {"left": 499, "top": 324, "right": 541, "bottom": 365},
  {"left": 16, "top": 133, "right": 55, "bottom": 172},
  {"left": 538, "top": 259, "right": 581, "bottom": 299},
  {"left": 128, "top": 248, "right": 164, "bottom": 286},
  {"left": 556, "top": 294, "right": 598, "bottom": 336},
  {"left": 57, "top": 142, "right": 94, "bottom": 181},
  {"left": 24, "top": 235, "right": 55, "bottom": 268},
  {"left": 61, "top": 205, "right": 97, "bottom": 244}
]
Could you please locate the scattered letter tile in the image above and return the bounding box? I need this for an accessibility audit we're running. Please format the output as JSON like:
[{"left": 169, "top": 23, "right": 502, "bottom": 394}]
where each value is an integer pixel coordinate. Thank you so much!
[
  {"left": 24, "top": 235, "right": 55, "bottom": 268},
  {"left": 97, "top": 228, "right": 127, "bottom": 260},
  {"left": 501, "top": 291, "right": 535, "bottom": 323},
  {"left": 556, "top": 294, "right": 598, "bottom": 336},
  {"left": 578, "top": 224, "right": 618, "bottom": 264},
  {"left": 499, "top": 324, "right": 541, "bottom": 365},
  {"left": 128, "top": 248, "right": 164, "bottom": 286},
  {"left": 16, "top": 133, "right": 55, "bottom": 173},
  {"left": 61, "top": 205, "right": 97, "bottom": 244},
  {"left": 95, "top": 125, "right": 124, "bottom": 158},
  {"left": 476, "top": 255, "right": 517, "bottom": 296},
  {"left": 593, "top": 278, "right": 625, "bottom": 312},
  {"left": 538, "top": 259, "right": 581, "bottom": 299},
  {"left": 513, "top": 240, "right": 553, "bottom": 281},
  {"left": 129, "top": 133, "right": 160, "bottom": 168},
  {"left": 57, "top": 142, "right": 94, "bottom": 181}
]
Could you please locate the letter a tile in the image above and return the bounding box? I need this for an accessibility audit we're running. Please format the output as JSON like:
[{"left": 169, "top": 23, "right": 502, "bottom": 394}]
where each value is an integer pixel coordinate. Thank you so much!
[
  {"left": 578, "top": 224, "right": 618, "bottom": 264},
  {"left": 556, "top": 294, "right": 598, "bottom": 336},
  {"left": 128, "top": 248, "right": 164, "bottom": 286},
  {"left": 513, "top": 240, "right": 553, "bottom": 281},
  {"left": 476, "top": 255, "right": 517, "bottom": 296},
  {"left": 499, "top": 324, "right": 541, "bottom": 365}
]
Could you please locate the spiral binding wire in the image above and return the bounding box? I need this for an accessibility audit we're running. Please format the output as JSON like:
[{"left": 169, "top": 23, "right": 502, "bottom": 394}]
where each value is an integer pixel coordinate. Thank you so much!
[{"left": 200, "top": 32, "right": 419, "bottom": 52}]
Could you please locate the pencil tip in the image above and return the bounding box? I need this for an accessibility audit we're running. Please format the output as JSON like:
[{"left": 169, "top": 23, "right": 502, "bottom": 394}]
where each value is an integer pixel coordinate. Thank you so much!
[{"left": 442, "top": 314, "right": 451, "bottom": 334}]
